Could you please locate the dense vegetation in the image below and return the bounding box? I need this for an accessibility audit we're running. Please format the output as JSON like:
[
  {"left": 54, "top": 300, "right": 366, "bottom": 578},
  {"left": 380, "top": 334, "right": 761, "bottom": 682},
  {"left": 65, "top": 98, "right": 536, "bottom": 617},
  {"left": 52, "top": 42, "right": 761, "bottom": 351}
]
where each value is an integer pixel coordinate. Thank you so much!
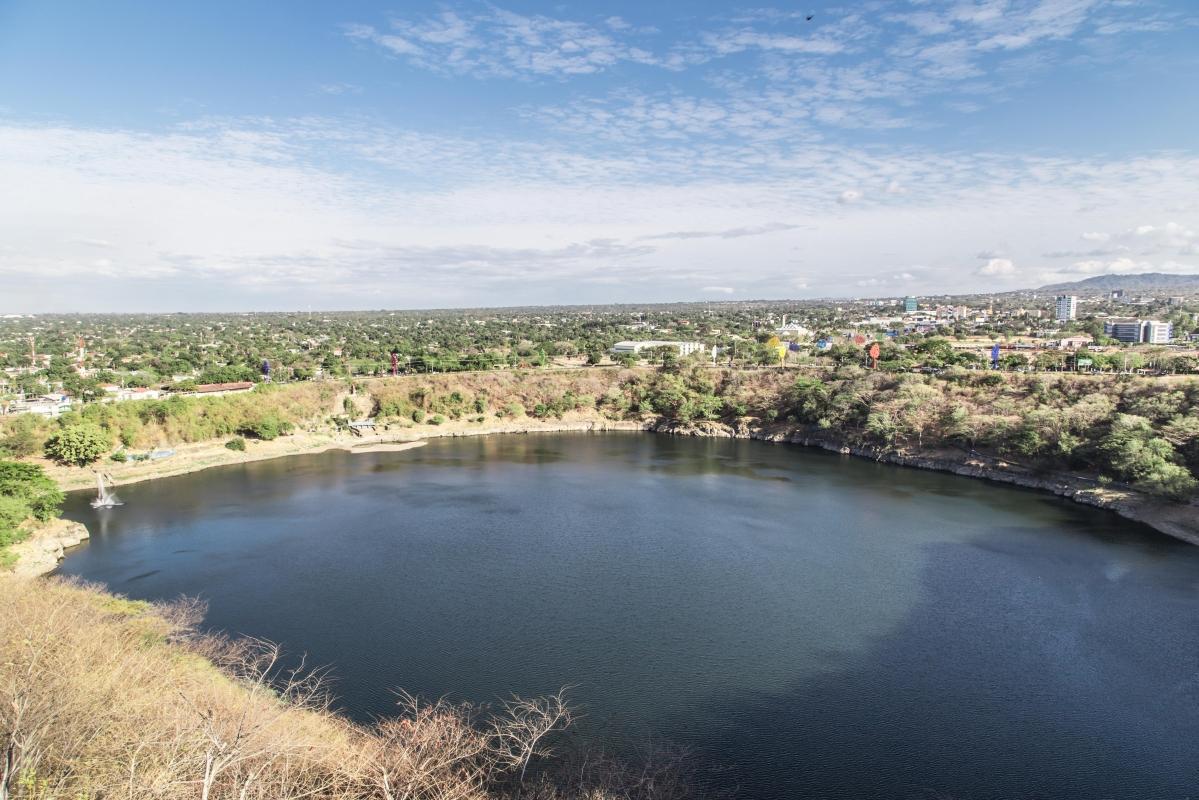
[
  {"left": 3, "top": 366, "right": 1197, "bottom": 503},
  {"left": 368, "top": 367, "right": 1199, "bottom": 501},
  {"left": 0, "top": 461, "right": 64, "bottom": 566}
]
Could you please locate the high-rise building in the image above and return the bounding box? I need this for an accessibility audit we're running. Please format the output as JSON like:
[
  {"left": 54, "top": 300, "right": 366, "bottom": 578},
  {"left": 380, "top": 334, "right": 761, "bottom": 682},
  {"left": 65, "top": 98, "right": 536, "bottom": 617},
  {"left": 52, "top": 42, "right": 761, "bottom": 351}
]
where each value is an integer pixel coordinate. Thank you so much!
[
  {"left": 1055, "top": 295, "right": 1077, "bottom": 322},
  {"left": 903, "top": 296, "right": 918, "bottom": 313}
]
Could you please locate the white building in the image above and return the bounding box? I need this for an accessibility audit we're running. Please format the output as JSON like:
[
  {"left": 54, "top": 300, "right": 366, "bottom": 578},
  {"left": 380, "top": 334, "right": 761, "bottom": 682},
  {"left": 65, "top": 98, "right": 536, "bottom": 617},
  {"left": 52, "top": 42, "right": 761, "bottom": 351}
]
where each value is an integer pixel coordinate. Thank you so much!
[
  {"left": 1104, "top": 319, "right": 1173, "bottom": 344},
  {"left": 101, "top": 385, "right": 164, "bottom": 402},
  {"left": 1057, "top": 335, "right": 1093, "bottom": 350},
  {"left": 1055, "top": 295, "right": 1077, "bottom": 322},
  {"left": 775, "top": 323, "right": 812, "bottom": 339},
  {"left": 1142, "top": 320, "right": 1173, "bottom": 344},
  {"left": 7, "top": 393, "right": 72, "bottom": 417},
  {"left": 610, "top": 341, "right": 708, "bottom": 357}
]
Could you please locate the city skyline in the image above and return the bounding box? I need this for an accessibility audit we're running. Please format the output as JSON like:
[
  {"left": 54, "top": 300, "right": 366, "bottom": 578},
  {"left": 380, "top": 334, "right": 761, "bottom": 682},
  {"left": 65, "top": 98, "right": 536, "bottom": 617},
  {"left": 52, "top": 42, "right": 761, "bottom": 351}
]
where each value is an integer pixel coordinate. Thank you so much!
[{"left": 2, "top": 0, "right": 1198, "bottom": 312}]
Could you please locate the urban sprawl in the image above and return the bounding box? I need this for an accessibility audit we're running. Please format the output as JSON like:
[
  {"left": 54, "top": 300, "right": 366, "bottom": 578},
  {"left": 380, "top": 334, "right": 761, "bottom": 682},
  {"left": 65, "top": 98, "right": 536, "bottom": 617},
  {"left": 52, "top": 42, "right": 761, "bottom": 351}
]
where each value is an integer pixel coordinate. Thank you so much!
[{"left": 3, "top": 281, "right": 1198, "bottom": 419}]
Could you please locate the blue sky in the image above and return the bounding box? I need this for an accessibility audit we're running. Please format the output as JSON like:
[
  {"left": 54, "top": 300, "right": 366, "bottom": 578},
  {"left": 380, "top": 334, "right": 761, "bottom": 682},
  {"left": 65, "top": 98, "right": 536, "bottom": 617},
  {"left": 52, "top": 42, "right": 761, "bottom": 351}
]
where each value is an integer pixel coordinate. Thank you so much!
[{"left": 1, "top": 0, "right": 1197, "bottom": 311}]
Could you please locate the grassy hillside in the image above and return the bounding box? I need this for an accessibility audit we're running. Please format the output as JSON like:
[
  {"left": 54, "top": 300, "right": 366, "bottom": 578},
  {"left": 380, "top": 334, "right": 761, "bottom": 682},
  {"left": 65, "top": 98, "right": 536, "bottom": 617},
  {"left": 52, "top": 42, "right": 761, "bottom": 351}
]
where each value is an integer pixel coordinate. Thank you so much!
[
  {"left": 0, "top": 383, "right": 342, "bottom": 457},
  {"left": 0, "top": 576, "right": 717, "bottom": 800}
]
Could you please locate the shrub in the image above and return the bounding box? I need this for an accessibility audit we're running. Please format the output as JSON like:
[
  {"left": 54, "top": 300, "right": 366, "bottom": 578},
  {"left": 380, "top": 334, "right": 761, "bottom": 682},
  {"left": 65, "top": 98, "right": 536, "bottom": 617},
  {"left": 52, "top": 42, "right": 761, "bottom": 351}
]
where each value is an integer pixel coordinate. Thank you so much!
[
  {"left": 225, "top": 437, "right": 247, "bottom": 452},
  {"left": 0, "top": 461, "right": 63, "bottom": 554},
  {"left": 0, "top": 495, "right": 29, "bottom": 549},
  {"left": 1098, "top": 414, "right": 1198, "bottom": 498},
  {"left": 0, "top": 415, "right": 43, "bottom": 458},
  {"left": 44, "top": 424, "right": 110, "bottom": 467},
  {"left": 412, "top": 409, "right": 426, "bottom": 424},
  {"left": 109, "top": 451, "right": 128, "bottom": 463},
  {"left": 236, "top": 416, "right": 293, "bottom": 441},
  {"left": 429, "top": 415, "right": 445, "bottom": 426}
]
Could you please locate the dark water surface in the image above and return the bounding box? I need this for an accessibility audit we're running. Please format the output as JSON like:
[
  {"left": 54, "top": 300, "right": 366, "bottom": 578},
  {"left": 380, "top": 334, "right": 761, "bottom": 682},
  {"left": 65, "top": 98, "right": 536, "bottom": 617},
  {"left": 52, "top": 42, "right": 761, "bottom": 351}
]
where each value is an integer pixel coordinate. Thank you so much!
[{"left": 59, "top": 434, "right": 1199, "bottom": 799}]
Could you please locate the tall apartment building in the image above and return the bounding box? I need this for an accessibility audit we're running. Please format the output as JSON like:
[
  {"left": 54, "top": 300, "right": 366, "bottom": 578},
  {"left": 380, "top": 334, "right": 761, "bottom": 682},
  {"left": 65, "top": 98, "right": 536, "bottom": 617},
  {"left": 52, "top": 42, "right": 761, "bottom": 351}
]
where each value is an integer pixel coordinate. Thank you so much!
[{"left": 1055, "top": 295, "right": 1077, "bottom": 322}]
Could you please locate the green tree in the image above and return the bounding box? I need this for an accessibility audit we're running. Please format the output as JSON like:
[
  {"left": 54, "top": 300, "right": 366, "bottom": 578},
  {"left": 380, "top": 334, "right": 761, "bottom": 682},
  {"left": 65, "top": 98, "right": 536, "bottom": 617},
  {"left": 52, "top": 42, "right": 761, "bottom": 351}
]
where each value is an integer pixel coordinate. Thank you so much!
[
  {"left": 787, "top": 376, "right": 829, "bottom": 423},
  {"left": 0, "top": 461, "right": 64, "bottom": 521},
  {"left": 237, "top": 416, "right": 293, "bottom": 441},
  {"left": 0, "top": 415, "right": 43, "bottom": 458},
  {"left": 0, "top": 495, "right": 30, "bottom": 550},
  {"left": 1098, "top": 414, "right": 1198, "bottom": 499},
  {"left": 865, "top": 410, "right": 899, "bottom": 446},
  {"left": 44, "top": 424, "right": 110, "bottom": 467}
]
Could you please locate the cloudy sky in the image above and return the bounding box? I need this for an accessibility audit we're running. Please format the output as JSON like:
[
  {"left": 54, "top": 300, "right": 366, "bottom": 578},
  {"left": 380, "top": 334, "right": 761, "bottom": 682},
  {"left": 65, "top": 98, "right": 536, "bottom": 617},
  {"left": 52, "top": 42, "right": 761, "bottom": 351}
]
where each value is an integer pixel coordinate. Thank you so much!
[{"left": 1, "top": 0, "right": 1197, "bottom": 311}]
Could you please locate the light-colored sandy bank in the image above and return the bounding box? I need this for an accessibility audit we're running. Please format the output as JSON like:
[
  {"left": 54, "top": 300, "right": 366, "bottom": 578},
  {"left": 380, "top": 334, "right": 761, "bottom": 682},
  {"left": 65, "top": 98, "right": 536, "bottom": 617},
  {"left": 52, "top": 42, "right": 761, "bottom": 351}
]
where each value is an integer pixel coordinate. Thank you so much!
[
  {"left": 45, "top": 416, "right": 652, "bottom": 493},
  {"left": 7, "top": 517, "right": 91, "bottom": 578},
  {"left": 336, "top": 440, "right": 428, "bottom": 454}
]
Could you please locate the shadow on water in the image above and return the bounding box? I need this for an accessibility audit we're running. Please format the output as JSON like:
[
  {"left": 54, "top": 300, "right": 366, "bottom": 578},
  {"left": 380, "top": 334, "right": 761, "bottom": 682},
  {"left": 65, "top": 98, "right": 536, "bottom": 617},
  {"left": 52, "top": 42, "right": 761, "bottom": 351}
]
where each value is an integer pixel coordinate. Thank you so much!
[{"left": 678, "top": 527, "right": 1199, "bottom": 800}]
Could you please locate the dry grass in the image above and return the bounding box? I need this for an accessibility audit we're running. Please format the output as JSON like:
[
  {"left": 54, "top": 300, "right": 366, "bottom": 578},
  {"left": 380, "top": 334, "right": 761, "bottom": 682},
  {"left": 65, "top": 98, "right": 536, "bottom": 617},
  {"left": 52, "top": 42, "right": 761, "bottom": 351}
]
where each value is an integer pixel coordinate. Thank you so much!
[{"left": 0, "top": 577, "right": 722, "bottom": 800}]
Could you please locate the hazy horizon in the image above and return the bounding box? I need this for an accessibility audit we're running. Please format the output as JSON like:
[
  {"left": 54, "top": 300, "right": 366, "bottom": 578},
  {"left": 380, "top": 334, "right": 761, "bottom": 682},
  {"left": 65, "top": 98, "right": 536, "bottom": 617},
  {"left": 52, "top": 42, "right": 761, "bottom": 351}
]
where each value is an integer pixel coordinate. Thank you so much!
[{"left": 2, "top": 0, "right": 1197, "bottom": 312}]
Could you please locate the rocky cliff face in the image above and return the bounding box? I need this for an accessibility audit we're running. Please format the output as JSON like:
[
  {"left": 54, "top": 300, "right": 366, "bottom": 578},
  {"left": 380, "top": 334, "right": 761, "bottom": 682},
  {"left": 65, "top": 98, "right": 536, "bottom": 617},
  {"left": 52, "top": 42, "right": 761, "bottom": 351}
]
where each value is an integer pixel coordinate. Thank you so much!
[{"left": 7, "top": 518, "right": 91, "bottom": 577}]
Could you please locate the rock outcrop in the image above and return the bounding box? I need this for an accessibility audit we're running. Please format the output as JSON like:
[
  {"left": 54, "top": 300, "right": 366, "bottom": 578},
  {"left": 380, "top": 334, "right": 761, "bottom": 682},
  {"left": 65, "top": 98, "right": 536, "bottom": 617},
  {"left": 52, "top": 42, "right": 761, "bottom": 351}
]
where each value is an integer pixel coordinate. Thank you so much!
[{"left": 7, "top": 518, "right": 91, "bottom": 577}]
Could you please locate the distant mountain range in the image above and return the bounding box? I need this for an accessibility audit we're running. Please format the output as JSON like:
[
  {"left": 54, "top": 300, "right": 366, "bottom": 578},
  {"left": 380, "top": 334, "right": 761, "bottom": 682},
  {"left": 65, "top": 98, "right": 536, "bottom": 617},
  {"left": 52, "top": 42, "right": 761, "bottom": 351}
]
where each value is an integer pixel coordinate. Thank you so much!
[{"left": 1035, "top": 272, "right": 1199, "bottom": 294}]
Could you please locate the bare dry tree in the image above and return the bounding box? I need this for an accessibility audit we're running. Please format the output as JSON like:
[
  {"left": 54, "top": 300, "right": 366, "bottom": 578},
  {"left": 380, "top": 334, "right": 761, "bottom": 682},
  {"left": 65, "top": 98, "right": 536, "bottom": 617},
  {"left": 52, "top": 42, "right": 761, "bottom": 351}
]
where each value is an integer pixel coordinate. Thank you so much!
[
  {"left": 487, "top": 690, "right": 573, "bottom": 789},
  {"left": 179, "top": 636, "right": 340, "bottom": 800},
  {"left": 356, "top": 691, "right": 493, "bottom": 800}
]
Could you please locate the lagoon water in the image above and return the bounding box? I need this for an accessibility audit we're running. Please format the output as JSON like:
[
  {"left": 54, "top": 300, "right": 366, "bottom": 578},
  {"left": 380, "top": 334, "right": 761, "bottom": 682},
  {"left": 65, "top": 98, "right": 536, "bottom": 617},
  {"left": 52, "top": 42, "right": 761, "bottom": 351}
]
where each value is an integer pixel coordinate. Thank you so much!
[{"left": 59, "top": 433, "right": 1199, "bottom": 799}]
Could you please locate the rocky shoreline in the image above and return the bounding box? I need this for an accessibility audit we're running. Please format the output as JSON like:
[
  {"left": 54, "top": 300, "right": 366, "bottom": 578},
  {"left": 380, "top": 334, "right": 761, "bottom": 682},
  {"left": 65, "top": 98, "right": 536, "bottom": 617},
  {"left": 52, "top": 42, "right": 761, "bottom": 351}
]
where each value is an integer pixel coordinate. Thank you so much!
[
  {"left": 8, "top": 518, "right": 92, "bottom": 578},
  {"left": 651, "top": 418, "right": 1199, "bottom": 547}
]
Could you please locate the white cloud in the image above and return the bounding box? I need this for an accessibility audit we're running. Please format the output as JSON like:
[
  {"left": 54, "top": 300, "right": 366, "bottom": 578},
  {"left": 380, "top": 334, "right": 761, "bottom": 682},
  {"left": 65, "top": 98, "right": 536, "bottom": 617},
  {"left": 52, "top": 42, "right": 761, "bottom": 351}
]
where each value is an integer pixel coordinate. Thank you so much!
[
  {"left": 977, "top": 257, "right": 1016, "bottom": 276},
  {"left": 1048, "top": 222, "right": 1197, "bottom": 261},
  {"left": 701, "top": 286, "right": 735, "bottom": 294},
  {"left": 343, "top": 9, "right": 660, "bottom": 79},
  {"left": 698, "top": 30, "right": 844, "bottom": 56},
  {"left": 340, "top": 1, "right": 1183, "bottom": 149},
  {"left": 3, "top": 117, "right": 1198, "bottom": 310},
  {"left": 316, "top": 82, "right": 363, "bottom": 95}
]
